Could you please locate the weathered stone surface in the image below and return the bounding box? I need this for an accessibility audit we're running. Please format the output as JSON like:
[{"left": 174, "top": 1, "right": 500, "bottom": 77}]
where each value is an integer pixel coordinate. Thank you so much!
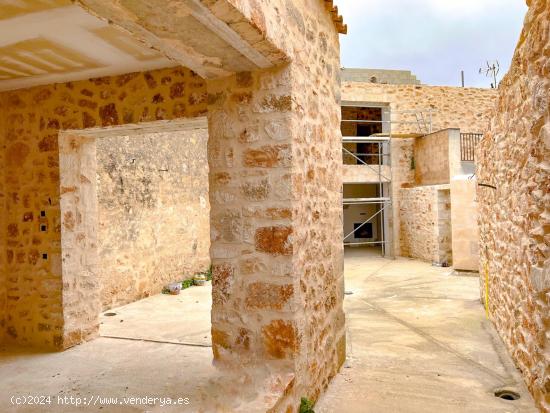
[
  {"left": 0, "top": 66, "right": 207, "bottom": 349},
  {"left": 477, "top": 1, "right": 550, "bottom": 410},
  {"left": 205, "top": 1, "right": 345, "bottom": 405},
  {"left": 254, "top": 226, "right": 293, "bottom": 256},
  {"left": 243, "top": 144, "right": 291, "bottom": 168},
  {"left": 399, "top": 185, "right": 451, "bottom": 265},
  {"left": 245, "top": 282, "right": 294, "bottom": 310},
  {"left": 95, "top": 129, "right": 210, "bottom": 310},
  {"left": 342, "top": 82, "right": 498, "bottom": 134},
  {"left": 262, "top": 319, "right": 298, "bottom": 359},
  {"left": 1, "top": 2, "right": 346, "bottom": 410}
]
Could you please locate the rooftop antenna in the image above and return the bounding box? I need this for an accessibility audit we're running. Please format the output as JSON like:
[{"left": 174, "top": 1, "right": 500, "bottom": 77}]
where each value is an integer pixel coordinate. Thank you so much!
[{"left": 479, "top": 60, "right": 500, "bottom": 88}]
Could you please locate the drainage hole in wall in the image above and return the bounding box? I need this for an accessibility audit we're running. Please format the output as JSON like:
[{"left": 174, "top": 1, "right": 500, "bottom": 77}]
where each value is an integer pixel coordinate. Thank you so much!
[
  {"left": 104, "top": 312, "right": 117, "bottom": 317},
  {"left": 494, "top": 389, "right": 520, "bottom": 401}
]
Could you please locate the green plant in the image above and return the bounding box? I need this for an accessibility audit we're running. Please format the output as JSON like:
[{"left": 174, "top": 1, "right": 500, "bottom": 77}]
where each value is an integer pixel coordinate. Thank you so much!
[
  {"left": 205, "top": 265, "right": 212, "bottom": 281},
  {"left": 299, "top": 397, "right": 315, "bottom": 413},
  {"left": 181, "top": 279, "right": 193, "bottom": 290}
]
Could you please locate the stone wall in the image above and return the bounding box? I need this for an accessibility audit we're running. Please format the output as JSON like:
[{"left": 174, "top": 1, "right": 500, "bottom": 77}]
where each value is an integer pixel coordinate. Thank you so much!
[
  {"left": 414, "top": 129, "right": 451, "bottom": 185},
  {"left": 342, "top": 82, "right": 497, "bottom": 134},
  {"left": 342, "top": 164, "right": 390, "bottom": 184},
  {"left": 341, "top": 68, "right": 421, "bottom": 85},
  {"left": 451, "top": 177, "right": 479, "bottom": 271},
  {"left": 0, "top": 103, "right": 5, "bottom": 343},
  {"left": 0, "top": 66, "right": 207, "bottom": 348},
  {"left": 436, "top": 188, "right": 452, "bottom": 266},
  {"left": 477, "top": 0, "right": 549, "bottom": 410},
  {"left": 399, "top": 185, "right": 451, "bottom": 263},
  {"left": 204, "top": 0, "right": 345, "bottom": 407},
  {"left": 1, "top": 1, "right": 346, "bottom": 409},
  {"left": 96, "top": 128, "right": 210, "bottom": 310},
  {"left": 389, "top": 138, "right": 415, "bottom": 256}
]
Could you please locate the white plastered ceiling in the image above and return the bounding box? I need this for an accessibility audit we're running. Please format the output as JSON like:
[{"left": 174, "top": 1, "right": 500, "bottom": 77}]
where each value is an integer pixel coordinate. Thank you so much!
[{"left": 0, "top": 1, "right": 177, "bottom": 91}]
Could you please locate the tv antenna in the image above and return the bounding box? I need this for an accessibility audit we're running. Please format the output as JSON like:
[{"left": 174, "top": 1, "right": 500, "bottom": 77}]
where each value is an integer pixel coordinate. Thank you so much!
[{"left": 479, "top": 60, "right": 500, "bottom": 88}]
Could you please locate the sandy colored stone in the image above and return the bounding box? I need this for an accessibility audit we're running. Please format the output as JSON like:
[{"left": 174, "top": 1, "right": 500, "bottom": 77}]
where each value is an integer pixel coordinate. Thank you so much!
[
  {"left": 477, "top": 0, "right": 550, "bottom": 410},
  {"left": 0, "top": 66, "right": 207, "bottom": 349}
]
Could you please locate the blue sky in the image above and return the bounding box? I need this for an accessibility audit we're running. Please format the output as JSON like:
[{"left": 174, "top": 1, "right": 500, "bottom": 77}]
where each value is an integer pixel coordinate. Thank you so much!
[{"left": 337, "top": 0, "right": 528, "bottom": 87}]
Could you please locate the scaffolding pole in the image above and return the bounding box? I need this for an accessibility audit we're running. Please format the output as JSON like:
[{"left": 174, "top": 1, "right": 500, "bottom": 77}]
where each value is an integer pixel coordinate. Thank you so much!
[{"left": 342, "top": 106, "right": 433, "bottom": 257}]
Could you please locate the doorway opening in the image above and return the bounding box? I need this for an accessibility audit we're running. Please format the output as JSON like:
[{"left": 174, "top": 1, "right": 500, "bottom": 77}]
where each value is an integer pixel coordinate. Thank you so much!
[
  {"left": 58, "top": 118, "right": 211, "bottom": 347},
  {"left": 343, "top": 184, "right": 386, "bottom": 255}
]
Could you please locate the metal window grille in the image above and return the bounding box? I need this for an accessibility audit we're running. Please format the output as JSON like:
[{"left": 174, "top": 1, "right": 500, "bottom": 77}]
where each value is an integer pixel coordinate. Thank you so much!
[{"left": 460, "top": 133, "right": 483, "bottom": 161}]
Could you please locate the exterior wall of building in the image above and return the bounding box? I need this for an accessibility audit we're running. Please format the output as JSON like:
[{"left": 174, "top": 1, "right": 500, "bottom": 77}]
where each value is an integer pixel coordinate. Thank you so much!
[
  {"left": 0, "top": 104, "right": 5, "bottom": 343},
  {"left": 399, "top": 185, "right": 451, "bottom": 264},
  {"left": 203, "top": 0, "right": 345, "bottom": 406},
  {"left": 341, "top": 82, "right": 498, "bottom": 134},
  {"left": 437, "top": 188, "right": 452, "bottom": 266},
  {"left": 1, "top": 1, "right": 346, "bottom": 408},
  {"left": 387, "top": 124, "right": 482, "bottom": 266},
  {"left": 477, "top": 0, "right": 550, "bottom": 410},
  {"left": 96, "top": 128, "right": 210, "bottom": 311},
  {"left": 343, "top": 164, "right": 390, "bottom": 183},
  {"left": 414, "top": 129, "right": 451, "bottom": 185},
  {"left": 389, "top": 138, "right": 416, "bottom": 256},
  {"left": 0, "top": 66, "right": 207, "bottom": 349},
  {"left": 451, "top": 177, "right": 479, "bottom": 271},
  {"left": 341, "top": 68, "right": 421, "bottom": 85},
  {"left": 448, "top": 129, "right": 475, "bottom": 177}
]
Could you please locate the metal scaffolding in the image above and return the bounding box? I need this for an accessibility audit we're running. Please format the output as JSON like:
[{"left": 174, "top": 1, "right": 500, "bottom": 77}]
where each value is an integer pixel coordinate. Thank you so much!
[{"left": 341, "top": 105, "right": 435, "bottom": 256}]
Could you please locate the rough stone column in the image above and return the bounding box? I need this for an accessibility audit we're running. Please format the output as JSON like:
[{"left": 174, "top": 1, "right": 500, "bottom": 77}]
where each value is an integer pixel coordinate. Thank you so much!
[
  {"left": 207, "top": 63, "right": 345, "bottom": 401},
  {"left": 0, "top": 95, "right": 5, "bottom": 344}
]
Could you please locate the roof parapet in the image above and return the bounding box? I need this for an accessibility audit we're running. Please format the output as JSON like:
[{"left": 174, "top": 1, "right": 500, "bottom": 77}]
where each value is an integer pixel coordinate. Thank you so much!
[{"left": 324, "top": 1, "right": 347, "bottom": 34}]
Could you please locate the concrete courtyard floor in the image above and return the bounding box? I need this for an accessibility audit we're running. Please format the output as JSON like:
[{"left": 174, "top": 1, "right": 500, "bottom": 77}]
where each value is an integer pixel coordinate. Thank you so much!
[
  {"left": 0, "top": 250, "right": 538, "bottom": 412},
  {"left": 317, "top": 247, "right": 537, "bottom": 412}
]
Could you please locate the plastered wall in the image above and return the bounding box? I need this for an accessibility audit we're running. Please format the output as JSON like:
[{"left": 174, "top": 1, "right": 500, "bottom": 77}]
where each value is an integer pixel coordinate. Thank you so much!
[
  {"left": 96, "top": 128, "right": 210, "bottom": 311},
  {"left": 0, "top": 66, "right": 207, "bottom": 348},
  {"left": 477, "top": 0, "right": 549, "bottom": 409}
]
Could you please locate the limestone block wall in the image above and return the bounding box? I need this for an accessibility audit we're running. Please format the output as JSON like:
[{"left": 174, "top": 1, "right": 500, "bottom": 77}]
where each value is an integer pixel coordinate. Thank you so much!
[
  {"left": 414, "top": 129, "right": 451, "bottom": 185},
  {"left": 342, "top": 82, "right": 497, "bottom": 134},
  {"left": 96, "top": 128, "right": 210, "bottom": 311},
  {"left": 0, "top": 106, "right": 5, "bottom": 343},
  {"left": 451, "top": 177, "right": 479, "bottom": 271},
  {"left": 203, "top": 0, "right": 345, "bottom": 407},
  {"left": 342, "top": 164, "right": 390, "bottom": 183},
  {"left": 0, "top": 66, "right": 207, "bottom": 348},
  {"left": 436, "top": 188, "right": 452, "bottom": 266},
  {"left": 389, "top": 138, "right": 415, "bottom": 256},
  {"left": 399, "top": 185, "right": 451, "bottom": 263},
  {"left": 477, "top": 0, "right": 549, "bottom": 409}
]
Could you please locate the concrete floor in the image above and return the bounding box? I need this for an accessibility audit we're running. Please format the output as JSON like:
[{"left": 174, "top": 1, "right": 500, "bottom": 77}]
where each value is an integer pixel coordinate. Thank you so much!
[
  {"left": 316, "top": 247, "right": 537, "bottom": 412},
  {"left": 0, "top": 251, "right": 538, "bottom": 412},
  {"left": 0, "top": 283, "right": 287, "bottom": 412},
  {"left": 99, "top": 283, "right": 212, "bottom": 346}
]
